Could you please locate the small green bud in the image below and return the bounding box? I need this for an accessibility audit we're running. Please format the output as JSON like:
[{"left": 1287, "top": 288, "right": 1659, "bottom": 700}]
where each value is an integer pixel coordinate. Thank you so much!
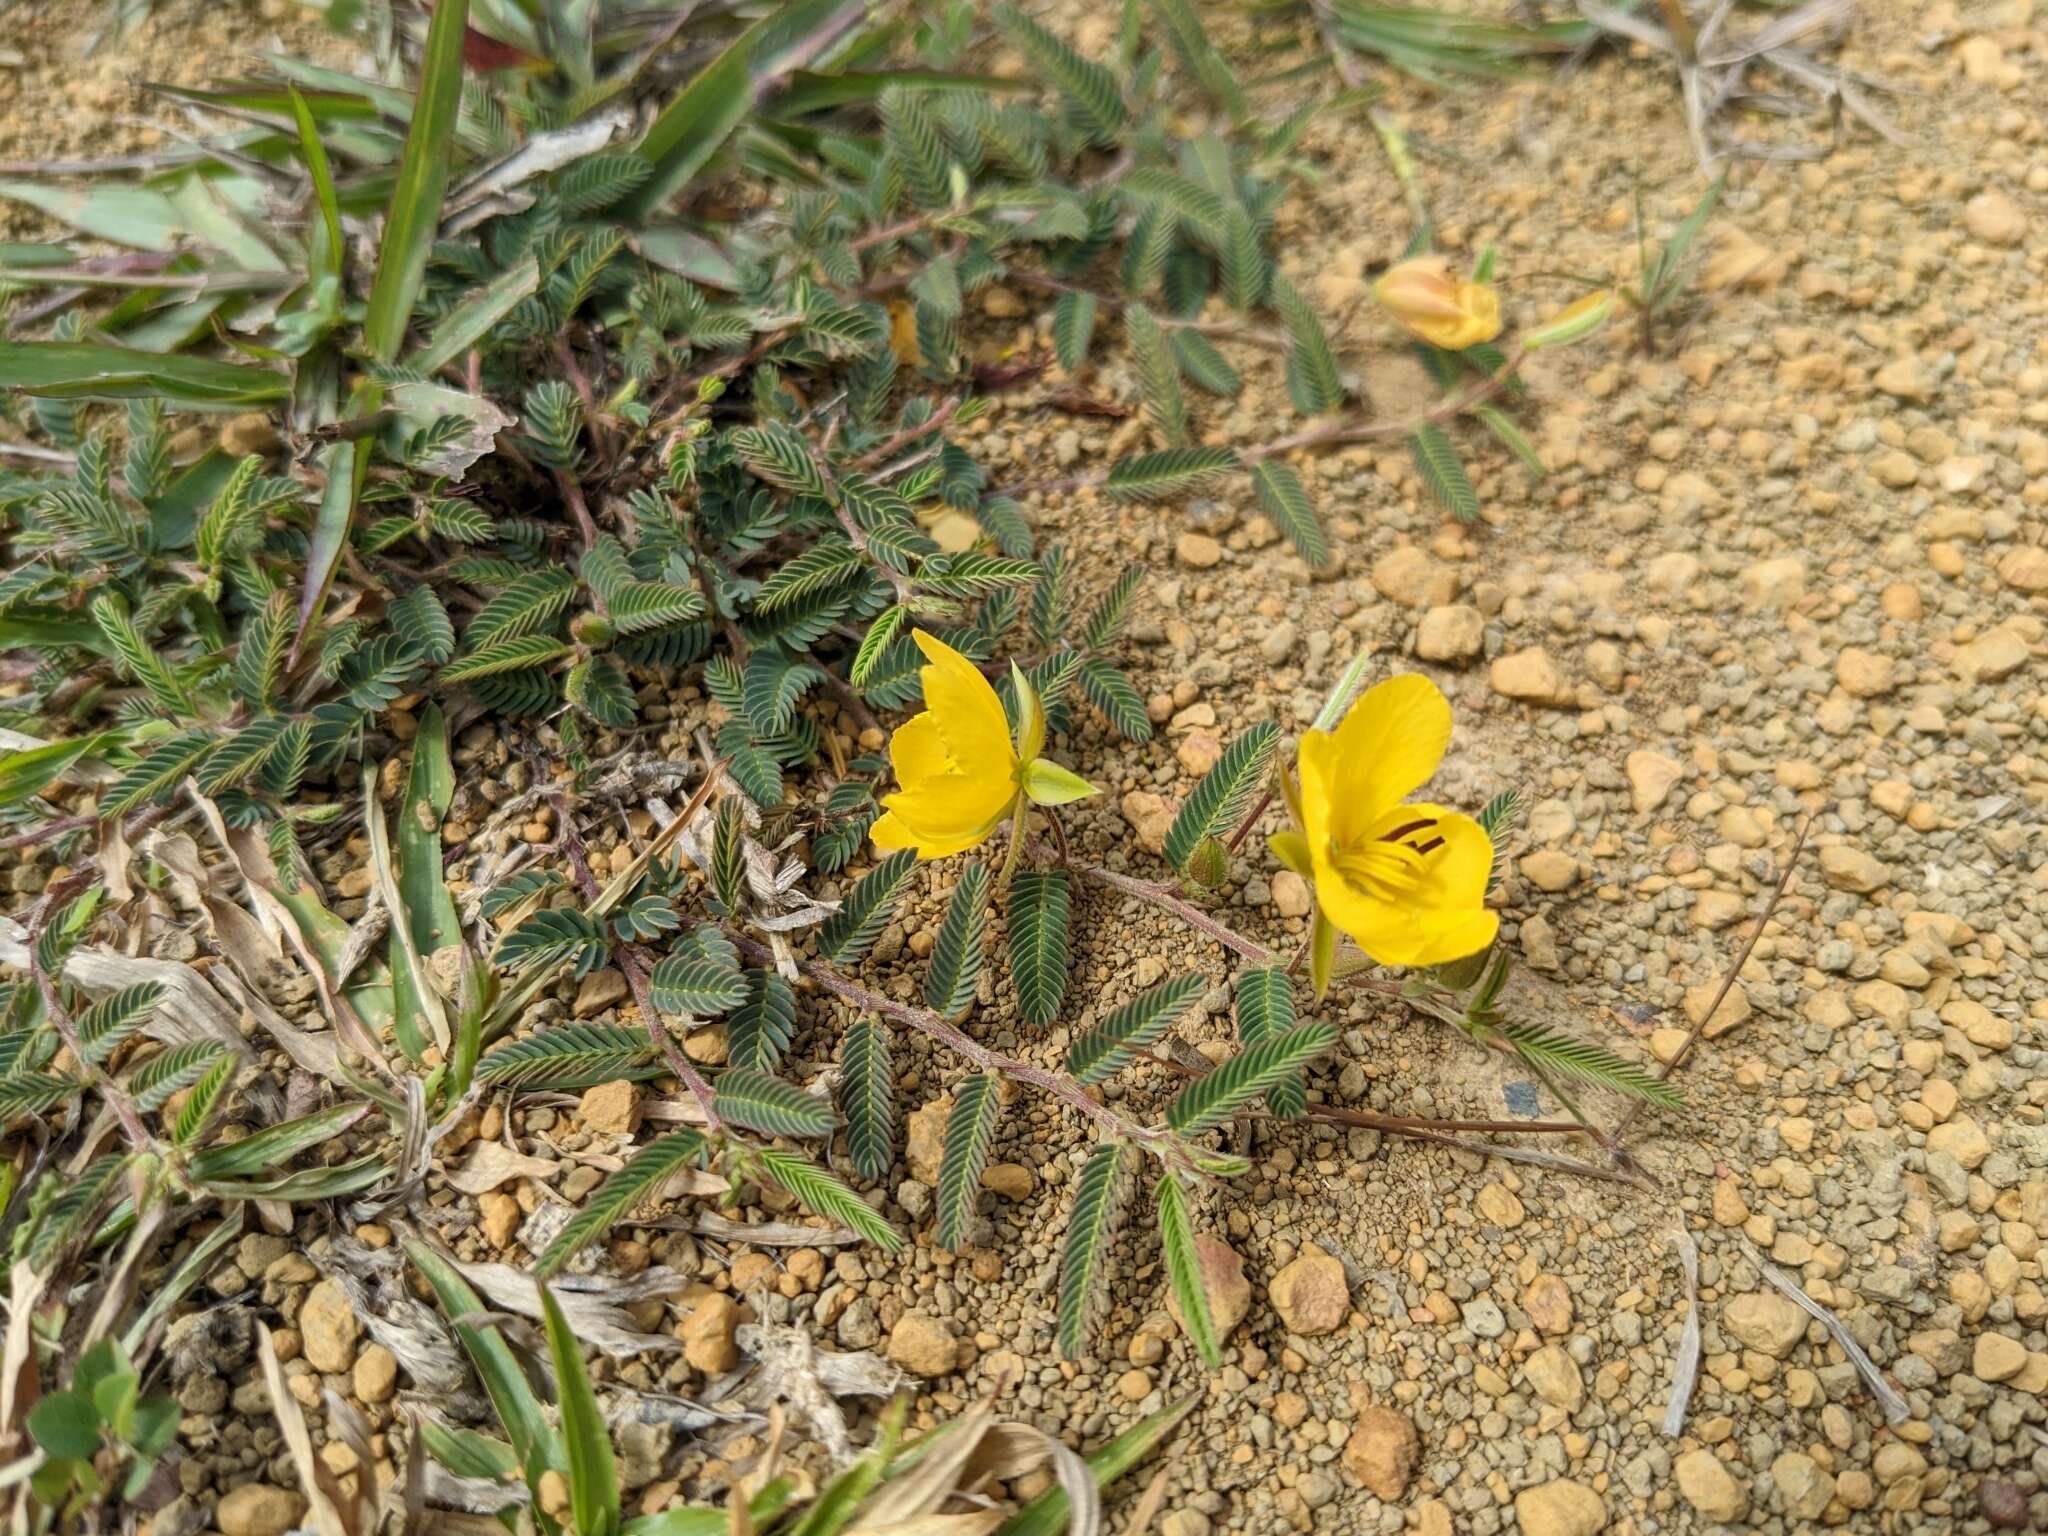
[
  {"left": 1185, "top": 835, "right": 1229, "bottom": 890},
  {"left": 1523, "top": 289, "right": 1615, "bottom": 350},
  {"left": 569, "top": 610, "right": 615, "bottom": 647}
]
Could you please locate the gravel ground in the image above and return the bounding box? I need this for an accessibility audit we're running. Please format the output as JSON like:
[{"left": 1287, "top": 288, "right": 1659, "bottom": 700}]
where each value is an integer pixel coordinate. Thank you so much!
[{"left": 10, "top": 1, "right": 2048, "bottom": 1534}]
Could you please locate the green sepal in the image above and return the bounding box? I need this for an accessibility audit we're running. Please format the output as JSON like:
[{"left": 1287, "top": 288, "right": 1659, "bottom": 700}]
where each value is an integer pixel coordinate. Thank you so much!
[
  {"left": 1309, "top": 909, "right": 1338, "bottom": 1002},
  {"left": 1021, "top": 757, "right": 1097, "bottom": 807},
  {"left": 1268, "top": 828, "right": 1311, "bottom": 876}
]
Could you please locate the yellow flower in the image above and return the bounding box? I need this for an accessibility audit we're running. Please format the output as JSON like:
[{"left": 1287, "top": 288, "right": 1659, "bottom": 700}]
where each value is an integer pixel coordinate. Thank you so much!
[
  {"left": 1373, "top": 256, "right": 1502, "bottom": 351},
  {"left": 870, "top": 630, "right": 1097, "bottom": 861},
  {"left": 1275, "top": 674, "right": 1497, "bottom": 973}
]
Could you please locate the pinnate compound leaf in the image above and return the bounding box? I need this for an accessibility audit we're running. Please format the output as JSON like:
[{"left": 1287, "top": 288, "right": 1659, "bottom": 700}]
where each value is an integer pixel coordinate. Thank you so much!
[
  {"left": 924, "top": 863, "right": 989, "bottom": 1018},
  {"left": 1006, "top": 871, "right": 1070, "bottom": 1025},
  {"left": 726, "top": 969, "right": 797, "bottom": 1072},
  {"left": 537, "top": 1130, "right": 707, "bottom": 1275},
  {"left": 1248, "top": 460, "right": 1329, "bottom": 569},
  {"left": 74, "top": 982, "right": 163, "bottom": 1067},
  {"left": 1052, "top": 290, "right": 1098, "bottom": 373},
  {"left": 750, "top": 1146, "right": 903, "bottom": 1251},
  {"left": 817, "top": 850, "right": 916, "bottom": 965},
  {"left": 1065, "top": 974, "right": 1206, "bottom": 1085},
  {"left": 839, "top": 1016, "right": 894, "bottom": 1183},
  {"left": 1056, "top": 1140, "right": 1129, "bottom": 1358},
  {"left": 1078, "top": 658, "right": 1151, "bottom": 742},
  {"left": 1409, "top": 423, "right": 1479, "bottom": 522},
  {"left": 996, "top": 8, "right": 1128, "bottom": 142},
  {"left": 1233, "top": 966, "right": 1303, "bottom": 1118},
  {"left": 1156, "top": 1173, "right": 1219, "bottom": 1366},
  {"left": 1164, "top": 1022, "right": 1331, "bottom": 1135},
  {"left": 1103, "top": 446, "right": 1239, "bottom": 503},
  {"left": 477, "top": 1025, "right": 664, "bottom": 1090},
  {"left": 128, "top": 1042, "right": 227, "bottom": 1112},
  {"left": 716, "top": 1068, "right": 835, "bottom": 1139},
  {"left": 935, "top": 1072, "right": 999, "bottom": 1250},
  {"left": 1079, "top": 565, "right": 1144, "bottom": 652},
  {"left": 1163, "top": 722, "right": 1278, "bottom": 872},
  {"left": 648, "top": 954, "right": 749, "bottom": 1016},
  {"left": 497, "top": 910, "right": 609, "bottom": 978},
  {"left": 1499, "top": 1019, "right": 1680, "bottom": 1107}
]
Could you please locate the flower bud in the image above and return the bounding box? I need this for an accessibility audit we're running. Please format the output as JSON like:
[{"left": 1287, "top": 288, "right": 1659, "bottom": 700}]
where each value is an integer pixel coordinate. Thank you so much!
[
  {"left": 1373, "top": 255, "right": 1502, "bottom": 351},
  {"left": 570, "top": 610, "right": 615, "bottom": 646},
  {"left": 1185, "top": 835, "right": 1230, "bottom": 890},
  {"left": 1524, "top": 289, "right": 1614, "bottom": 350}
]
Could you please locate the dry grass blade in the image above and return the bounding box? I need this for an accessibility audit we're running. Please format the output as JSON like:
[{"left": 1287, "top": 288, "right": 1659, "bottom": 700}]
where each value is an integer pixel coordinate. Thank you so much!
[
  {"left": 419, "top": 1249, "right": 686, "bottom": 1358},
  {"left": 1738, "top": 1238, "right": 1910, "bottom": 1424},
  {"left": 1661, "top": 1226, "right": 1702, "bottom": 1437},
  {"left": 848, "top": 1398, "right": 995, "bottom": 1525},
  {"left": 0, "top": 917, "right": 253, "bottom": 1059},
  {"left": 1576, "top": 0, "right": 1901, "bottom": 166},
  {"left": 256, "top": 1322, "right": 358, "bottom": 1536}
]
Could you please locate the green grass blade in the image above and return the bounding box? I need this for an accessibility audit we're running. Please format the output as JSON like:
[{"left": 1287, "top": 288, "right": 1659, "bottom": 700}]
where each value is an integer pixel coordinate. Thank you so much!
[
  {"left": 623, "top": 0, "right": 864, "bottom": 222},
  {"left": 541, "top": 1282, "right": 620, "bottom": 1536},
  {"left": 0, "top": 342, "right": 286, "bottom": 406},
  {"left": 362, "top": 0, "right": 469, "bottom": 363},
  {"left": 287, "top": 85, "right": 344, "bottom": 285},
  {"left": 405, "top": 1240, "right": 556, "bottom": 1476}
]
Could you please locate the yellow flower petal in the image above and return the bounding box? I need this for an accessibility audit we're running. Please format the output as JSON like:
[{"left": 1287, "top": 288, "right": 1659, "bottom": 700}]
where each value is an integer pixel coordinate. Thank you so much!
[
  {"left": 1374, "top": 257, "right": 1503, "bottom": 351},
  {"left": 1322, "top": 674, "right": 1453, "bottom": 831},
  {"left": 1309, "top": 803, "right": 1497, "bottom": 968},
  {"left": 888, "top": 711, "right": 952, "bottom": 788},
  {"left": 872, "top": 774, "right": 1016, "bottom": 860},
  {"left": 912, "top": 629, "right": 1014, "bottom": 776},
  {"left": 871, "top": 806, "right": 1008, "bottom": 861}
]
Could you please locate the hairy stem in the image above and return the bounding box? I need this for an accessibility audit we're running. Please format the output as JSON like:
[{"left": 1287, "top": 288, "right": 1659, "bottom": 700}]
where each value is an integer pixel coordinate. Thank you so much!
[
  {"left": 734, "top": 932, "right": 1161, "bottom": 1149},
  {"left": 547, "top": 788, "right": 723, "bottom": 1133}
]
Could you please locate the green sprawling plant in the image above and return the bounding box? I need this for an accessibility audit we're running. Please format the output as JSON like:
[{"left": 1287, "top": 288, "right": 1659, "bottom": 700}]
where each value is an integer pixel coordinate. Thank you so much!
[
  {"left": 399, "top": 1246, "right": 1193, "bottom": 1536},
  {"left": 0, "top": 1, "right": 1665, "bottom": 1525},
  {"left": 1622, "top": 170, "right": 1726, "bottom": 352}
]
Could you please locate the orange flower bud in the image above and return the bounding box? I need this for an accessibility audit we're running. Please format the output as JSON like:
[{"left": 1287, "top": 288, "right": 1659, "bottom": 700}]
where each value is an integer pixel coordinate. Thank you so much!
[{"left": 1373, "top": 256, "right": 1502, "bottom": 351}]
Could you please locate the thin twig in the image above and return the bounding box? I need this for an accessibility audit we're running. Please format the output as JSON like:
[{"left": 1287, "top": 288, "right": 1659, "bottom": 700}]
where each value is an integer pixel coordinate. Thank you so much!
[
  {"left": 1611, "top": 815, "right": 1811, "bottom": 1142},
  {"left": 1075, "top": 862, "right": 1275, "bottom": 965},
  {"left": 736, "top": 933, "right": 1162, "bottom": 1149},
  {"left": 546, "top": 789, "right": 724, "bottom": 1133}
]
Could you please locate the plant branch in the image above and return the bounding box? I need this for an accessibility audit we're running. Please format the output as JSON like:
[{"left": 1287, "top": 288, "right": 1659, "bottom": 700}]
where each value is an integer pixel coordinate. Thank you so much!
[
  {"left": 1611, "top": 814, "right": 1811, "bottom": 1143},
  {"left": 734, "top": 931, "right": 1162, "bottom": 1149},
  {"left": 546, "top": 788, "right": 723, "bottom": 1133}
]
